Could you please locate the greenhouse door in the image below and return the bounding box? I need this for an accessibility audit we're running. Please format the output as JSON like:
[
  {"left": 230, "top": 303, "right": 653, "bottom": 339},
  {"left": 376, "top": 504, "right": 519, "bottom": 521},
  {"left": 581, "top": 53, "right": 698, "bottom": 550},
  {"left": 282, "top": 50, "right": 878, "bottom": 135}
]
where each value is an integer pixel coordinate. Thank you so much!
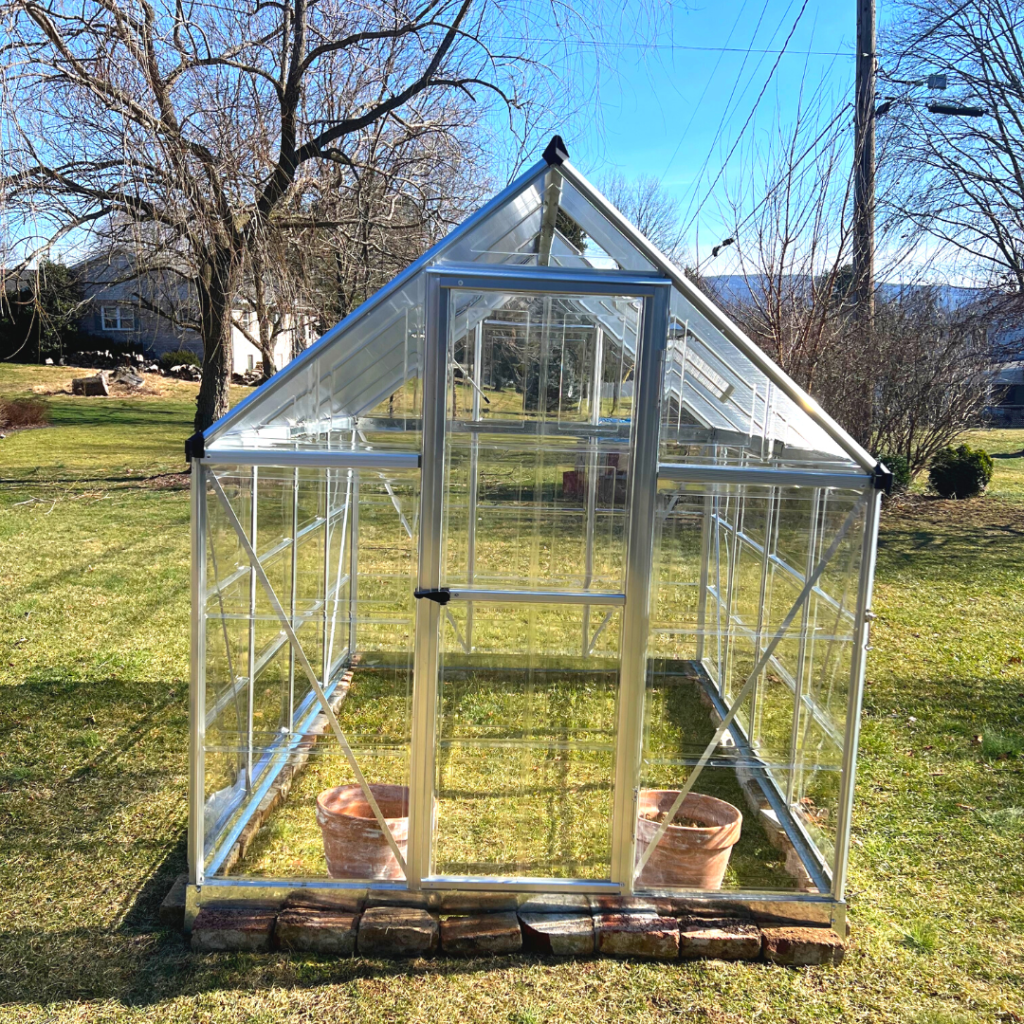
[{"left": 408, "top": 266, "right": 670, "bottom": 890}]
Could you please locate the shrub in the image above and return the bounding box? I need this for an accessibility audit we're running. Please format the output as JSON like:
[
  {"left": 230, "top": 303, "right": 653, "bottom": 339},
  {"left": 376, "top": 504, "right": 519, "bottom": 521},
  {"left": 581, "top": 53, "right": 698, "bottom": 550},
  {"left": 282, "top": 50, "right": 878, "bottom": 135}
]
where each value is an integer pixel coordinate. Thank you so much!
[
  {"left": 928, "top": 443, "right": 993, "bottom": 499},
  {"left": 158, "top": 348, "right": 201, "bottom": 371},
  {"left": 0, "top": 396, "right": 49, "bottom": 430},
  {"left": 874, "top": 452, "right": 911, "bottom": 492}
]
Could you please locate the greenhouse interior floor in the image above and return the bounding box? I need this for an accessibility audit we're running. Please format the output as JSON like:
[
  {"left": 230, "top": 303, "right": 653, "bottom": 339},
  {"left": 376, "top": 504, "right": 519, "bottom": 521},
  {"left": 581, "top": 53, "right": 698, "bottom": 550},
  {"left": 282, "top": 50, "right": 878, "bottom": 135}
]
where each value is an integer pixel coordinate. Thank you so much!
[{"left": 213, "top": 660, "right": 819, "bottom": 894}]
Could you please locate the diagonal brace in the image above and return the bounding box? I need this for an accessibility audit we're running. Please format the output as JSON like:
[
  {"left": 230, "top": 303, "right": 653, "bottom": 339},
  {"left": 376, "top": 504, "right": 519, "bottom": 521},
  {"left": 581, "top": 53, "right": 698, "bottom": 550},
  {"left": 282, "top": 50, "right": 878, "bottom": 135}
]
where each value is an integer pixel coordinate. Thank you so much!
[
  {"left": 634, "top": 490, "right": 868, "bottom": 881},
  {"left": 209, "top": 473, "right": 408, "bottom": 875}
]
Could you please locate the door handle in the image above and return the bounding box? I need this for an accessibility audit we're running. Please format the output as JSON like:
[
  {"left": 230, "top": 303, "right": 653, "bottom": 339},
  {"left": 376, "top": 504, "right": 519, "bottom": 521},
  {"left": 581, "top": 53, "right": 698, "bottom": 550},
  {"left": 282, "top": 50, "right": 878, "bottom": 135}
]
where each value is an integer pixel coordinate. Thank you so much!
[{"left": 414, "top": 588, "right": 451, "bottom": 605}]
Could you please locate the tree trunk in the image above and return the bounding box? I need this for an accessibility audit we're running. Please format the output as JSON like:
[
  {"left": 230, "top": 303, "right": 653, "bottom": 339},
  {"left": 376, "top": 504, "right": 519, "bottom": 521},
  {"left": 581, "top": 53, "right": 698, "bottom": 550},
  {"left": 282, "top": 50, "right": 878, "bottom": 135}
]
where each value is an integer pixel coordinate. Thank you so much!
[{"left": 194, "top": 250, "right": 237, "bottom": 432}]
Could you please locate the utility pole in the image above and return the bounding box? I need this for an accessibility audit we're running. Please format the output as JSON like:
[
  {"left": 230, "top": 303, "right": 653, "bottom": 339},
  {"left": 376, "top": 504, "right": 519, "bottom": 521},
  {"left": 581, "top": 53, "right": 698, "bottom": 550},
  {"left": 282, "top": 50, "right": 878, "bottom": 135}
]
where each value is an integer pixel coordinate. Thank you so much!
[{"left": 852, "top": 0, "right": 876, "bottom": 447}]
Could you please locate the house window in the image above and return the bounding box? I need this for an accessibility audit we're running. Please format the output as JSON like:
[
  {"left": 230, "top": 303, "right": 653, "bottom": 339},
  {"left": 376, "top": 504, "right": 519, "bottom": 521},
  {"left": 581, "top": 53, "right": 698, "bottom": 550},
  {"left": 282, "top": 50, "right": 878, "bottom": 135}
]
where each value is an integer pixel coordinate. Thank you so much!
[
  {"left": 101, "top": 306, "right": 135, "bottom": 331},
  {"left": 247, "top": 354, "right": 255, "bottom": 372}
]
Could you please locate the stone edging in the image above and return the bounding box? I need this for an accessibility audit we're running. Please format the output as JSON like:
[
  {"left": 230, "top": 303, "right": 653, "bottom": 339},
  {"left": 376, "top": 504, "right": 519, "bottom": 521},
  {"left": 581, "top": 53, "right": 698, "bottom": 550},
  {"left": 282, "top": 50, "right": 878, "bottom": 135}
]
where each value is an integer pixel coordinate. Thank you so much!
[{"left": 183, "top": 891, "right": 845, "bottom": 967}]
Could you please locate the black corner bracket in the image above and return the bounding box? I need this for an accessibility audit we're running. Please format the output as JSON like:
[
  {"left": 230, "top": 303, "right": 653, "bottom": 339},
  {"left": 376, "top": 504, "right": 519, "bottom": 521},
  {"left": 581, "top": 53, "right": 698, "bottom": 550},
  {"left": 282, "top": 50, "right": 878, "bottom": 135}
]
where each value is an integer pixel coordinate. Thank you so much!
[
  {"left": 872, "top": 461, "right": 894, "bottom": 494},
  {"left": 414, "top": 588, "right": 451, "bottom": 605},
  {"left": 185, "top": 430, "right": 206, "bottom": 461},
  {"left": 542, "top": 135, "right": 569, "bottom": 166}
]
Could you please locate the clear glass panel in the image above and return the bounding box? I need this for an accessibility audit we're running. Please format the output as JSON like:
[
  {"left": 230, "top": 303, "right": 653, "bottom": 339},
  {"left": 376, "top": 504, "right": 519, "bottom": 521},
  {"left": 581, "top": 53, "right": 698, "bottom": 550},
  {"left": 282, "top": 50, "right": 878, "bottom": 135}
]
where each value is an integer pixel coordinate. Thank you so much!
[{"left": 201, "top": 465, "right": 418, "bottom": 881}]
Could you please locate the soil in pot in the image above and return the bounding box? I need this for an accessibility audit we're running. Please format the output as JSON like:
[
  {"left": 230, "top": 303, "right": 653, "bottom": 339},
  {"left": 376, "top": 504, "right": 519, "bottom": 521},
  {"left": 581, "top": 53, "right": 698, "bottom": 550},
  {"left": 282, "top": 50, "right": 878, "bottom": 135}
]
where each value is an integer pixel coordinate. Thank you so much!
[
  {"left": 635, "top": 790, "right": 742, "bottom": 890},
  {"left": 316, "top": 783, "right": 409, "bottom": 880}
]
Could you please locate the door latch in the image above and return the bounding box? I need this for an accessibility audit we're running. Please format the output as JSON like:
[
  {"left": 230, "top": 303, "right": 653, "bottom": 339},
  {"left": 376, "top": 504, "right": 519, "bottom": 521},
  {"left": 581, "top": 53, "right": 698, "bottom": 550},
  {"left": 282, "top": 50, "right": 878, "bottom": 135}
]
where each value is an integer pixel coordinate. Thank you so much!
[{"left": 414, "top": 588, "right": 451, "bottom": 605}]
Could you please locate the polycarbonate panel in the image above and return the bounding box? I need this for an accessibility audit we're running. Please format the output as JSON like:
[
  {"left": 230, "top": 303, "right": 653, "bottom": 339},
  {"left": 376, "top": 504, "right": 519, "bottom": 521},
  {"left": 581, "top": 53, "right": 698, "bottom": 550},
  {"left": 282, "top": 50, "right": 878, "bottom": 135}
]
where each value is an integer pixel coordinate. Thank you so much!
[
  {"left": 201, "top": 463, "right": 418, "bottom": 881},
  {"left": 432, "top": 603, "right": 619, "bottom": 879},
  {"left": 207, "top": 157, "right": 866, "bottom": 469},
  {"left": 440, "top": 288, "right": 640, "bottom": 597},
  {"left": 660, "top": 288, "right": 858, "bottom": 466},
  {"left": 638, "top": 478, "right": 869, "bottom": 894}
]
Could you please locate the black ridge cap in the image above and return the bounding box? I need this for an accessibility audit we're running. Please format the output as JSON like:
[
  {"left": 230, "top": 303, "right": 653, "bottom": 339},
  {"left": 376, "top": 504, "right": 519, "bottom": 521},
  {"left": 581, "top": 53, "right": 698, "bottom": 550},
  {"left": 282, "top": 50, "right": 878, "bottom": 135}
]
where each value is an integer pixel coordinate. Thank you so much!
[
  {"left": 185, "top": 430, "right": 206, "bottom": 461},
  {"left": 542, "top": 135, "right": 569, "bottom": 166},
  {"left": 872, "top": 461, "right": 894, "bottom": 494}
]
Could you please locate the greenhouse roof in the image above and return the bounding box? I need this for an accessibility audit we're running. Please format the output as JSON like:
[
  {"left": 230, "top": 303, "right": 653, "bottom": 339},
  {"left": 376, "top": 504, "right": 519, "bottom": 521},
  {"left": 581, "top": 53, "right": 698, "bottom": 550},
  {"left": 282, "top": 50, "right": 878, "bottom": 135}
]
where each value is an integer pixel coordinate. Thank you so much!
[{"left": 202, "top": 137, "right": 874, "bottom": 476}]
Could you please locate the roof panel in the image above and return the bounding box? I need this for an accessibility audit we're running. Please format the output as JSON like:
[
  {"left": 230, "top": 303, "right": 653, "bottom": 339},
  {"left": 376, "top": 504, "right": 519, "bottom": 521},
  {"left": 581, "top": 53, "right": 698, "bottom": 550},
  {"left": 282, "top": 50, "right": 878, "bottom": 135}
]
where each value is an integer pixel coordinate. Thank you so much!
[{"left": 204, "top": 148, "right": 871, "bottom": 474}]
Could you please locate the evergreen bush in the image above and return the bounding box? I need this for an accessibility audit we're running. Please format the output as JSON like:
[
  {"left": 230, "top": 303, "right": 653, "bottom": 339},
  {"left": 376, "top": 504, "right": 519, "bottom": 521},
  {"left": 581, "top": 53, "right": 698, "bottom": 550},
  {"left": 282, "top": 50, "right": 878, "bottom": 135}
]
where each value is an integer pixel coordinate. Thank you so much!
[
  {"left": 874, "top": 452, "right": 912, "bottom": 492},
  {"left": 159, "top": 348, "right": 201, "bottom": 371},
  {"left": 928, "top": 444, "right": 993, "bottom": 499}
]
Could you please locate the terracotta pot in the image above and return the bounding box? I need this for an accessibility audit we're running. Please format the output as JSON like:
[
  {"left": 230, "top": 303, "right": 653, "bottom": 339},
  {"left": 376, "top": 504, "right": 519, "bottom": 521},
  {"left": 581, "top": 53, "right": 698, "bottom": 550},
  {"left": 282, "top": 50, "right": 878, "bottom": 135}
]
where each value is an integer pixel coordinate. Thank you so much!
[
  {"left": 635, "top": 790, "right": 742, "bottom": 890},
  {"left": 316, "top": 784, "right": 408, "bottom": 880}
]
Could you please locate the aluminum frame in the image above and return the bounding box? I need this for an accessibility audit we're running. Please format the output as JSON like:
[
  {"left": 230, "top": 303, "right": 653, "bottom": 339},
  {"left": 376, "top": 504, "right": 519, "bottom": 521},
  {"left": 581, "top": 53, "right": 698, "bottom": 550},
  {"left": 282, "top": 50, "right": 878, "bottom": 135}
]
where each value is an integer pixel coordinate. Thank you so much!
[
  {"left": 410, "top": 264, "right": 671, "bottom": 892},
  {"left": 187, "top": 151, "right": 883, "bottom": 919}
]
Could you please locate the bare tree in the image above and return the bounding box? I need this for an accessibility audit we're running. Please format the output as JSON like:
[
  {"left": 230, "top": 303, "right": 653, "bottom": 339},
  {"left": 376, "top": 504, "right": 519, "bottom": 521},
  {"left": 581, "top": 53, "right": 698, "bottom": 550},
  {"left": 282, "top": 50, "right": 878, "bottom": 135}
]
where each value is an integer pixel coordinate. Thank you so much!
[
  {"left": 880, "top": 0, "right": 1024, "bottom": 297},
  {"left": 869, "top": 288, "right": 993, "bottom": 474},
  {"left": 0, "top": 0, "right": 612, "bottom": 430},
  {"left": 600, "top": 171, "right": 688, "bottom": 265},
  {"left": 714, "top": 97, "right": 861, "bottom": 416}
]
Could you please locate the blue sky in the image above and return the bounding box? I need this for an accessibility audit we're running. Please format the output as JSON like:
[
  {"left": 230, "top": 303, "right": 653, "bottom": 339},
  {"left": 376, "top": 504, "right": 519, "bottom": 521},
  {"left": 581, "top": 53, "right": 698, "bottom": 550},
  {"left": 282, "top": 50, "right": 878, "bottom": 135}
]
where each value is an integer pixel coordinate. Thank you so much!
[{"left": 548, "top": 0, "right": 863, "bottom": 265}]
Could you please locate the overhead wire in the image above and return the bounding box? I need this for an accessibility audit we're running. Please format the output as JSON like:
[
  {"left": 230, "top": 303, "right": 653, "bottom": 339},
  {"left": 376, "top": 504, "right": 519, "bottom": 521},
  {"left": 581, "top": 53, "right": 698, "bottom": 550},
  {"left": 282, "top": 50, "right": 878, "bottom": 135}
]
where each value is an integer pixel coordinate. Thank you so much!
[
  {"left": 682, "top": 0, "right": 814, "bottom": 236},
  {"left": 658, "top": 0, "right": 755, "bottom": 179},
  {"left": 677, "top": 0, "right": 780, "bottom": 229},
  {"left": 694, "top": 99, "right": 853, "bottom": 274}
]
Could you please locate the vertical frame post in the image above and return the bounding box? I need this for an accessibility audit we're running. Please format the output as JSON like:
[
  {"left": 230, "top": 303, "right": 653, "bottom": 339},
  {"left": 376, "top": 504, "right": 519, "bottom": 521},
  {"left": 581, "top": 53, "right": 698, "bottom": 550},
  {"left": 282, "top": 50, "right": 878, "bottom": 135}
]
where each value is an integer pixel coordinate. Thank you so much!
[
  {"left": 466, "top": 320, "right": 483, "bottom": 650},
  {"left": 408, "top": 272, "right": 448, "bottom": 888},
  {"left": 610, "top": 284, "right": 670, "bottom": 892},
  {"left": 246, "top": 465, "right": 258, "bottom": 791},
  {"left": 322, "top": 468, "right": 332, "bottom": 686},
  {"left": 831, "top": 487, "right": 881, "bottom": 903},
  {"left": 349, "top": 436, "right": 360, "bottom": 659},
  {"left": 582, "top": 326, "right": 604, "bottom": 656},
  {"left": 720, "top": 479, "right": 743, "bottom": 701},
  {"left": 695, "top": 492, "right": 712, "bottom": 663},
  {"left": 288, "top": 465, "right": 299, "bottom": 728},
  {"left": 787, "top": 486, "right": 821, "bottom": 805},
  {"left": 749, "top": 485, "right": 779, "bottom": 746},
  {"left": 188, "top": 460, "right": 208, "bottom": 887}
]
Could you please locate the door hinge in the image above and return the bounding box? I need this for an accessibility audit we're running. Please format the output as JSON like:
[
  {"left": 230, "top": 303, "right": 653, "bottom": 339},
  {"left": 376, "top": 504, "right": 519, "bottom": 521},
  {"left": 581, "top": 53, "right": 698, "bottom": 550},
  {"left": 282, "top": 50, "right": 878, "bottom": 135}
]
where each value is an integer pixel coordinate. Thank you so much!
[{"left": 414, "top": 588, "right": 451, "bottom": 605}]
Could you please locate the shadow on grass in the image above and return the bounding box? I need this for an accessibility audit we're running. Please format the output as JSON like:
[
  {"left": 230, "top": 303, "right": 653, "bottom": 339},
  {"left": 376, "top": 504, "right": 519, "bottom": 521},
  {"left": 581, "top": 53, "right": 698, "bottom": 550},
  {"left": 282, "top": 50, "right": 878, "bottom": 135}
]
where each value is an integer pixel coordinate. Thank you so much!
[
  {"left": 0, "top": 923, "right": 578, "bottom": 1008},
  {"left": 878, "top": 500, "right": 1024, "bottom": 580}
]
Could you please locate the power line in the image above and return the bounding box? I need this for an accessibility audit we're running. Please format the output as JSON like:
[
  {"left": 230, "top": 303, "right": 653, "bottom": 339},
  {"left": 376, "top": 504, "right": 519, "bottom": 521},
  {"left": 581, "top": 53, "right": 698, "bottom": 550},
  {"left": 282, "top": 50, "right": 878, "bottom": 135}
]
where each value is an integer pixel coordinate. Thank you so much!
[
  {"left": 659, "top": 0, "right": 756, "bottom": 179},
  {"left": 696, "top": 101, "right": 853, "bottom": 274},
  {"left": 683, "top": 0, "right": 814, "bottom": 235},
  {"left": 484, "top": 36, "right": 852, "bottom": 57},
  {"left": 678, "top": 0, "right": 780, "bottom": 228}
]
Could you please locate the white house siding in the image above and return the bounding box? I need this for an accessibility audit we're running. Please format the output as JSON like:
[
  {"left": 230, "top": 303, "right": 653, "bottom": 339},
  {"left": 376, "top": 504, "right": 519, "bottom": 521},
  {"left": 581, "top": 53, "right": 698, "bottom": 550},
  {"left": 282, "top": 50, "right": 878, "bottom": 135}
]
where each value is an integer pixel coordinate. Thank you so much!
[{"left": 231, "top": 324, "right": 295, "bottom": 376}]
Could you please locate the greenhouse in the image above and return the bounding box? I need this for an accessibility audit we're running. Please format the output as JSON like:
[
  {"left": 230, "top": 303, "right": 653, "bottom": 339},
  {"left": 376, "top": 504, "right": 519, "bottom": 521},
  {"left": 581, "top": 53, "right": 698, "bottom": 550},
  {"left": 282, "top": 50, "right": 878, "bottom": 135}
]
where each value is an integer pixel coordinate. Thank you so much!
[{"left": 186, "top": 137, "right": 884, "bottom": 934}]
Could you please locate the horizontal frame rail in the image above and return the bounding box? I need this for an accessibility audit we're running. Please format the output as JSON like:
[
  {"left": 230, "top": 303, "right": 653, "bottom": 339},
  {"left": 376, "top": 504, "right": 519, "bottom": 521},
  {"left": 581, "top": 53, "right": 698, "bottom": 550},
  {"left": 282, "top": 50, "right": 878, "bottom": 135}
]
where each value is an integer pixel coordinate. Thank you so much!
[
  {"left": 202, "top": 449, "right": 420, "bottom": 470},
  {"left": 444, "top": 587, "right": 626, "bottom": 606},
  {"left": 658, "top": 463, "right": 871, "bottom": 490}
]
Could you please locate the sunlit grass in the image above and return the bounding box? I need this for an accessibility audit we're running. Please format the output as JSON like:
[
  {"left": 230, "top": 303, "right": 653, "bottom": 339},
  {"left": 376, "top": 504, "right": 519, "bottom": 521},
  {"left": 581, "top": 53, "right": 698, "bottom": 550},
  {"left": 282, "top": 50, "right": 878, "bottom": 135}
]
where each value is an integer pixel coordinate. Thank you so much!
[{"left": 0, "top": 366, "right": 1021, "bottom": 1022}]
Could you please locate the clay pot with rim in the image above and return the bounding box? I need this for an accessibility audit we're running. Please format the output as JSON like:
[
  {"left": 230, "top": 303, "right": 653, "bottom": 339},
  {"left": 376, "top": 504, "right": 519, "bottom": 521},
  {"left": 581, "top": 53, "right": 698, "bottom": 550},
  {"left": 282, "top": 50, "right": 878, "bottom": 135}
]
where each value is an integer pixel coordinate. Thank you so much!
[
  {"left": 635, "top": 789, "right": 743, "bottom": 890},
  {"left": 316, "top": 783, "right": 408, "bottom": 880}
]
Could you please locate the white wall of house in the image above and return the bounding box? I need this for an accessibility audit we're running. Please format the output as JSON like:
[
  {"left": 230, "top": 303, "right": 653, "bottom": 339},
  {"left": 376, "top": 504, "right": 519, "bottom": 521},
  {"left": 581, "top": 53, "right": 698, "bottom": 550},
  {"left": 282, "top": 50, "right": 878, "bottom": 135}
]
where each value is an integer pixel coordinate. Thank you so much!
[{"left": 230, "top": 313, "right": 315, "bottom": 375}]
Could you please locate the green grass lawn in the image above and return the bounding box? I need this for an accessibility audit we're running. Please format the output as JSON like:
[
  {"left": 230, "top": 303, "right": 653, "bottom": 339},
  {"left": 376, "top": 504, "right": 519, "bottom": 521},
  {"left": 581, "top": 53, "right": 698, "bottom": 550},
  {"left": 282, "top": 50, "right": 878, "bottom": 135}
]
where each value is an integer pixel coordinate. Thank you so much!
[{"left": 1, "top": 365, "right": 1022, "bottom": 1022}]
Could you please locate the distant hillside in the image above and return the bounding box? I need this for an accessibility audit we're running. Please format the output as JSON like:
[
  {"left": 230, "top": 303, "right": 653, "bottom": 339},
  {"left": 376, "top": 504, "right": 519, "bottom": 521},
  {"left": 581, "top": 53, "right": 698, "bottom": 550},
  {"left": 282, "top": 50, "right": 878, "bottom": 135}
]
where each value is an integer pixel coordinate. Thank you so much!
[{"left": 703, "top": 274, "right": 987, "bottom": 309}]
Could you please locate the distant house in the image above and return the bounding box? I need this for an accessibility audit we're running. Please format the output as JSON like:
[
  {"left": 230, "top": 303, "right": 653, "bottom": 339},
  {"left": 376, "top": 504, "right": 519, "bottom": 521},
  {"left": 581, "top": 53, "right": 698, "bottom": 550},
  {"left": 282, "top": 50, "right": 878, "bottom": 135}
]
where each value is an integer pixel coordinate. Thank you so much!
[
  {"left": 75, "top": 254, "right": 314, "bottom": 374},
  {"left": 988, "top": 361, "right": 1024, "bottom": 425}
]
